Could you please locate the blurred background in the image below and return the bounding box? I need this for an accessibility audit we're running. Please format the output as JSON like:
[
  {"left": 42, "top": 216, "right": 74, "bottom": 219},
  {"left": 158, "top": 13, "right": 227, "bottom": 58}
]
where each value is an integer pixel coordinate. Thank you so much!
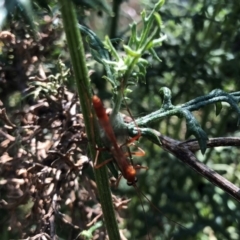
[{"left": 1, "top": 0, "right": 240, "bottom": 239}]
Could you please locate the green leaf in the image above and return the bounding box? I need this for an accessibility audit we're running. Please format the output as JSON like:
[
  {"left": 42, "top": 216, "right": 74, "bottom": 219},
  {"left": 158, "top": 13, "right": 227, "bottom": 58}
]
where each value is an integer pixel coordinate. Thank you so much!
[
  {"left": 153, "top": 12, "right": 162, "bottom": 26},
  {"left": 141, "top": 128, "right": 162, "bottom": 146},
  {"left": 149, "top": 48, "right": 161, "bottom": 62},
  {"left": 123, "top": 45, "right": 141, "bottom": 57},
  {"left": 215, "top": 102, "right": 222, "bottom": 116},
  {"left": 128, "top": 22, "right": 138, "bottom": 47},
  {"left": 79, "top": 221, "right": 103, "bottom": 239},
  {"left": 210, "top": 89, "right": 240, "bottom": 125},
  {"left": 183, "top": 109, "right": 208, "bottom": 154},
  {"left": 155, "top": 0, "right": 165, "bottom": 9}
]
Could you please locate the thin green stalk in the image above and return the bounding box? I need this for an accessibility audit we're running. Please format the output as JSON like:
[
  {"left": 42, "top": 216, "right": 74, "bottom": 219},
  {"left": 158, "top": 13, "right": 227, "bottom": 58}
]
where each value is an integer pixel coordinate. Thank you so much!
[
  {"left": 58, "top": 1, "right": 120, "bottom": 239},
  {"left": 109, "top": 0, "right": 121, "bottom": 39}
]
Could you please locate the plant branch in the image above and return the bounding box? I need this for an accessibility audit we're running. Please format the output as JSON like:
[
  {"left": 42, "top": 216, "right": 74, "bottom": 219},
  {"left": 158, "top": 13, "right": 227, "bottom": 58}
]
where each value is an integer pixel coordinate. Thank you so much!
[
  {"left": 109, "top": 0, "right": 121, "bottom": 39},
  {"left": 58, "top": 1, "right": 120, "bottom": 239},
  {"left": 134, "top": 127, "right": 240, "bottom": 202},
  {"left": 130, "top": 89, "right": 240, "bottom": 127},
  {"left": 127, "top": 88, "right": 240, "bottom": 153}
]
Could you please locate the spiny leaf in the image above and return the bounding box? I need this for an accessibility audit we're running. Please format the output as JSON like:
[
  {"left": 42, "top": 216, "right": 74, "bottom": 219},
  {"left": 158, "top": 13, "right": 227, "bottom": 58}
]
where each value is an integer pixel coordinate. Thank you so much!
[
  {"left": 149, "top": 48, "right": 161, "bottom": 62},
  {"left": 180, "top": 109, "right": 208, "bottom": 154},
  {"left": 159, "top": 87, "right": 208, "bottom": 153},
  {"left": 210, "top": 89, "right": 240, "bottom": 125}
]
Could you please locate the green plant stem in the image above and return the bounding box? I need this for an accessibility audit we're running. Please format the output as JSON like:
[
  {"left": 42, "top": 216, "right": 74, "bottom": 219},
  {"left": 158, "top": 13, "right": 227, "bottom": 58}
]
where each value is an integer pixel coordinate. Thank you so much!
[
  {"left": 58, "top": 1, "right": 120, "bottom": 239},
  {"left": 109, "top": 0, "right": 121, "bottom": 39},
  {"left": 128, "top": 90, "right": 240, "bottom": 128}
]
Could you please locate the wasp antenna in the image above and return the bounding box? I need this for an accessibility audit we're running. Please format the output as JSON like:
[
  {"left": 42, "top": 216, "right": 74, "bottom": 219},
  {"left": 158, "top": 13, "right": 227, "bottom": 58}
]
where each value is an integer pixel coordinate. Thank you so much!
[
  {"left": 133, "top": 184, "right": 151, "bottom": 240},
  {"left": 138, "top": 187, "right": 188, "bottom": 230}
]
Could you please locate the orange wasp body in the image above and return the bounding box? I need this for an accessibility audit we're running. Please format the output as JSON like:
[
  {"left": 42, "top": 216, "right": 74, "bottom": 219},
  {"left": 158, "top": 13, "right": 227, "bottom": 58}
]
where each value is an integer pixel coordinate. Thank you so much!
[{"left": 92, "top": 95, "right": 139, "bottom": 185}]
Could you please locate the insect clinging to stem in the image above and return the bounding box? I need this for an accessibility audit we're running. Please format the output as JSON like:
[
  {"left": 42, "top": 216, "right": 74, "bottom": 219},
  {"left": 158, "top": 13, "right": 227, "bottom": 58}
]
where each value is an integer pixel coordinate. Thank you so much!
[
  {"left": 91, "top": 94, "right": 187, "bottom": 239},
  {"left": 92, "top": 94, "right": 145, "bottom": 185}
]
